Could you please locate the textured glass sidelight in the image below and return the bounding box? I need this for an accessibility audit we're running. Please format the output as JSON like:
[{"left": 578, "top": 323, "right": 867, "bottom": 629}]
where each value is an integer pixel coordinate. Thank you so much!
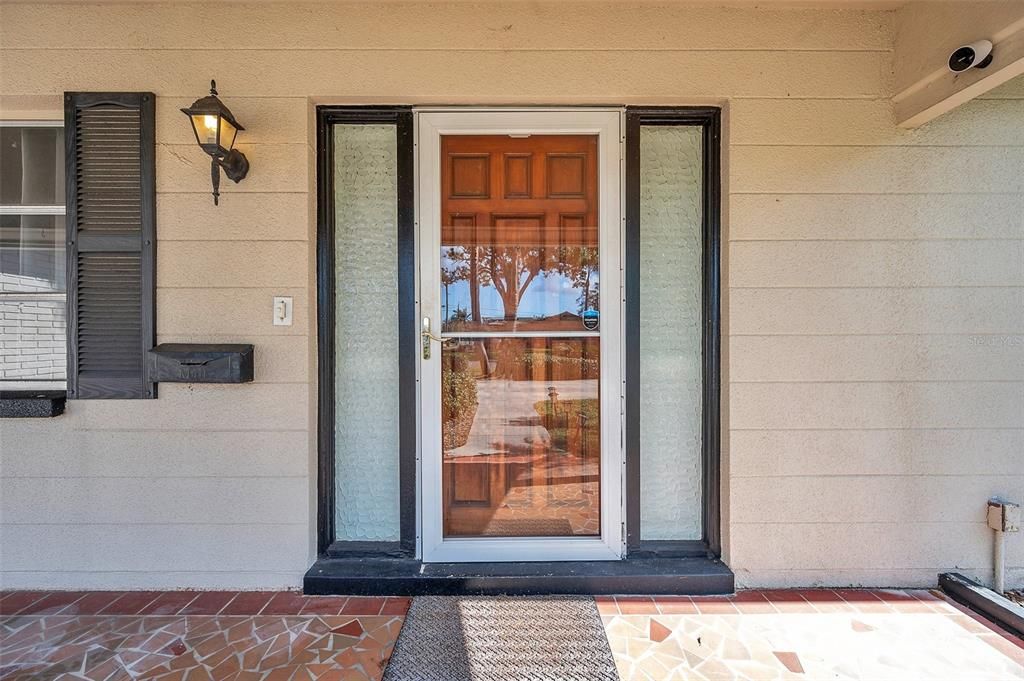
[
  {"left": 639, "top": 126, "right": 703, "bottom": 540},
  {"left": 333, "top": 125, "right": 401, "bottom": 541}
]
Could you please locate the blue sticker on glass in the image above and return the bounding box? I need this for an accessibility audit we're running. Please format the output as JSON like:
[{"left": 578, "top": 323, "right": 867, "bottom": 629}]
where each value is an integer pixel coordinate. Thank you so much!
[{"left": 582, "top": 308, "right": 599, "bottom": 331}]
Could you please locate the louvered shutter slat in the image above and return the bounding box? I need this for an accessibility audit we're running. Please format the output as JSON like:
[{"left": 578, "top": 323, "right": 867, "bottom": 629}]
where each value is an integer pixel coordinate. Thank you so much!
[{"left": 66, "top": 92, "right": 156, "bottom": 399}]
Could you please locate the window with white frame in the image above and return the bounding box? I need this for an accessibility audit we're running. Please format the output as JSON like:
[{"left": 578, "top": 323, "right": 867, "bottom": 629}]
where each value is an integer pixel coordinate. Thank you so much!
[{"left": 0, "top": 121, "right": 67, "bottom": 390}]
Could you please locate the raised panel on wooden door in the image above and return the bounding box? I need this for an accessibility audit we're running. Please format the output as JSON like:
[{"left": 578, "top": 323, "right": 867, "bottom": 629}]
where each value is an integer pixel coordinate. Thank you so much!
[
  {"left": 503, "top": 153, "right": 532, "bottom": 198},
  {"left": 449, "top": 153, "right": 490, "bottom": 198}
]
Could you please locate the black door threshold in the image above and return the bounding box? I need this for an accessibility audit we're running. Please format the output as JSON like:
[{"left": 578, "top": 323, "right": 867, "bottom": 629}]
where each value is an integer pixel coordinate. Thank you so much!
[{"left": 304, "top": 556, "right": 734, "bottom": 596}]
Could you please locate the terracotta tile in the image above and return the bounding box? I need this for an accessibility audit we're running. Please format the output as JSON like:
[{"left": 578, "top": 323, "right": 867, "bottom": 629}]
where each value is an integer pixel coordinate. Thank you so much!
[
  {"left": 332, "top": 619, "right": 364, "bottom": 638},
  {"left": 236, "top": 672, "right": 264, "bottom": 681},
  {"left": 379, "top": 597, "right": 412, "bottom": 616},
  {"left": 907, "top": 589, "right": 943, "bottom": 601},
  {"left": 140, "top": 630, "right": 181, "bottom": 654},
  {"left": 0, "top": 591, "right": 48, "bottom": 615},
  {"left": 949, "top": 614, "right": 994, "bottom": 635},
  {"left": 154, "top": 671, "right": 186, "bottom": 681},
  {"left": 17, "top": 591, "right": 84, "bottom": 615},
  {"left": 980, "top": 633, "right": 1024, "bottom": 665},
  {"left": 210, "top": 652, "right": 243, "bottom": 680},
  {"left": 966, "top": 611, "right": 1024, "bottom": 641},
  {"left": 759, "top": 589, "right": 806, "bottom": 602},
  {"left": 731, "top": 591, "right": 777, "bottom": 614},
  {"left": 999, "top": 631, "right": 1024, "bottom": 651},
  {"left": 65, "top": 591, "right": 126, "bottom": 615},
  {"left": 221, "top": 592, "right": 275, "bottom": 616},
  {"left": 252, "top": 618, "right": 289, "bottom": 642},
  {"left": 834, "top": 589, "right": 892, "bottom": 613},
  {"left": 851, "top": 618, "right": 876, "bottom": 633},
  {"left": 227, "top": 619, "right": 261, "bottom": 644},
  {"left": 140, "top": 592, "right": 201, "bottom": 616},
  {"left": 593, "top": 596, "right": 618, "bottom": 615},
  {"left": 654, "top": 596, "right": 699, "bottom": 615},
  {"left": 761, "top": 590, "right": 814, "bottom": 613},
  {"left": 300, "top": 597, "right": 349, "bottom": 616},
  {"left": 871, "top": 589, "right": 917, "bottom": 602},
  {"left": 100, "top": 591, "right": 162, "bottom": 615},
  {"left": 0, "top": 618, "right": 45, "bottom": 648},
  {"left": 199, "top": 642, "right": 236, "bottom": 669},
  {"left": 796, "top": 589, "right": 842, "bottom": 602},
  {"left": 649, "top": 618, "right": 672, "bottom": 643},
  {"left": 773, "top": 651, "right": 805, "bottom": 674},
  {"left": 262, "top": 592, "right": 310, "bottom": 616},
  {"left": 692, "top": 596, "right": 739, "bottom": 615},
  {"left": 179, "top": 591, "right": 238, "bottom": 616},
  {"left": 797, "top": 589, "right": 850, "bottom": 613},
  {"left": 85, "top": 655, "right": 126, "bottom": 679},
  {"left": 305, "top": 664, "right": 333, "bottom": 678},
  {"left": 241, "top": 638, "right": 275, "bottom": 670},
  {"left": 615, "top": 596, "right": 657, "bottom": 615},
  {"left": 192, "top": 630, "right": 229, "bottom": 658},
  {"left": 889, "top": 596, "right": 938, "bottom": 613},
  {"left": 184, "top": 617, "right": 227, "bottom": 640},
  {"left": 341, "top": 597, "right": 385, "bottom": 616},
  {"left": 258, "top": 641, "right": 293, "bottom": 672},
  {"left": 188, "top": 666, "right": 215, "bottom": 681},
  {"left": 45, "top": 642, "right": 92, "bottom": 668}
]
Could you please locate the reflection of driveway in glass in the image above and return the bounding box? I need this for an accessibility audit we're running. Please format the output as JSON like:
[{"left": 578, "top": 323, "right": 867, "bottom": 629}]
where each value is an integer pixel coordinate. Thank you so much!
[{"left": 445, "top": 379, "right": 599, "bottom": 458}]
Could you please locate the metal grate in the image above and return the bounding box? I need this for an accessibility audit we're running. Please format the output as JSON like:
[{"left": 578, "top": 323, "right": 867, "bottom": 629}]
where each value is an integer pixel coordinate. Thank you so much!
[{"left": 383, "top": 596, "right": 619, "bottom": 681}]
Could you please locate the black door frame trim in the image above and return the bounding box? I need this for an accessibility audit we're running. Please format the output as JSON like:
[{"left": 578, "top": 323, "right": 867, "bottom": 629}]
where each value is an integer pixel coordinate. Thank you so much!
[
  {"left": 316, "top": 106, "right": 416, "bottom": 557},
  {"left": 316, "top": 105, "right": 723, "bottom": 563},
  {"left": 624, "top": 107, "right": 722, "bottom": 558}
]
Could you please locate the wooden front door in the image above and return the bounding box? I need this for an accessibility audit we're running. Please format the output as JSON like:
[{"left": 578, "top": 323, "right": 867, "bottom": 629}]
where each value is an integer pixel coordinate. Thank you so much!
[
  {"left": 419, "top": 110, "right": 622, "bottom": 562},
  {"left": 439, "top": 134, "right": 602, "bottom": 539}
]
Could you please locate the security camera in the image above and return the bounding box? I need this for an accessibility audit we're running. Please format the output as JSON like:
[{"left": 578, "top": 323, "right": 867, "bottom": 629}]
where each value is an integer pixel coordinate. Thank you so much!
[{"left": 948, "top": 40, "right": 994, "bottom": 73}]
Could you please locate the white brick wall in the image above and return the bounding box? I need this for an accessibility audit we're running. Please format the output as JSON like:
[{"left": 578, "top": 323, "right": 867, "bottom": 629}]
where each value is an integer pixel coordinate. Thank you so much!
[{"left": 0, "top": 300, "right": 66, "bottom": 380}]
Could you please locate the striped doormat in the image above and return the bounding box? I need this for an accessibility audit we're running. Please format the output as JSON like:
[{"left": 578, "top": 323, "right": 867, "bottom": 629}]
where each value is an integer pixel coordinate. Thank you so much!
[{"left": 382, "top": 596, "right": 619, "bottom": 681}]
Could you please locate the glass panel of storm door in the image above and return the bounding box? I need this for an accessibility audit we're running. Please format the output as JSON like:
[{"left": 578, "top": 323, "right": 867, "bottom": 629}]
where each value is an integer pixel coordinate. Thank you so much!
[
  {"left": 639, "top": 125, "right": 703, "bottom": 540},
  {"left": 440, "top": 134, "right": 601, "bottom": 538},
  {"left": 440, "top": 135, "right": 599, "bottom": 334},
  {"left": 333, "top": 124, "right": 400, "bottom": 542}
]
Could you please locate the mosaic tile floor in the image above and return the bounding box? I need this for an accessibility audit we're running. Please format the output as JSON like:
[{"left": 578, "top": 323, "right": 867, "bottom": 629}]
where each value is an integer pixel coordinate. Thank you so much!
[
  {"left": 2, "top": 589, "right": 1022, "bottom": 680},
  {"left": 0, "top": 592, "right": 408, "bottom": 680},
  {"left": 598, "top": 590, "right": 1024, "bottom": 680}
]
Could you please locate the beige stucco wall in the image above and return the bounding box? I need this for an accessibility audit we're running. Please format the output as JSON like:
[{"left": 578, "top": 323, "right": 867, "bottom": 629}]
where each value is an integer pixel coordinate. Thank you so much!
[{"left": 0, "top": 2, "right": 1021, "bottom": 590}]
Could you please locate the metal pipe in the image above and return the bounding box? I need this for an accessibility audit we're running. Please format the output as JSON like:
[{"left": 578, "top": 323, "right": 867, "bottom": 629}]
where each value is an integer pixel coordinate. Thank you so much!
[{"left": 995, "top": 528, "right": 1006, "bottom": 594}]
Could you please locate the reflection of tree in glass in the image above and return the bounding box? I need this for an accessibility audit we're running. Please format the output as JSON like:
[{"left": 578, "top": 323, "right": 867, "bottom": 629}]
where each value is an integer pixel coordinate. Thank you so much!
[
  {"left": 441, "top": 247, "right": 469, "bottom": 324},
  {"left": 476, "top": 245, "right": 559, "bottom": 322},
  {"left": 442, "top": 244, "right": 599, "bottom": 324},
  {"left": 559, "top": 246, "right": 599, "bottom": 314}
]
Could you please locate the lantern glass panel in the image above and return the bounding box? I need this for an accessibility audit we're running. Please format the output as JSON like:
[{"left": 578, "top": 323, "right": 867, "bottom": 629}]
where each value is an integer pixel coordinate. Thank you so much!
[
  {"left": 191, "top": 113, "right": 220, "bottom": 149},
  {"left": 218, "top": 117, "right": 238, "bottom": 152}
]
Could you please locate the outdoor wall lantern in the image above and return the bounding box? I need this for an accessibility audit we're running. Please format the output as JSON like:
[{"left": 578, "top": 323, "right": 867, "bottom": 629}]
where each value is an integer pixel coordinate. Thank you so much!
[{"left": 181, "top": 80, "right": 249, "bottom": 205}]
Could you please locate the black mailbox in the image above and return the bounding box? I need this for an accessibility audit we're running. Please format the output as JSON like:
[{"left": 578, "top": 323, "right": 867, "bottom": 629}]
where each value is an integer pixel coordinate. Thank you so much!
[{"left": 148, "top": 344, "right": 254, "bottom": 384}]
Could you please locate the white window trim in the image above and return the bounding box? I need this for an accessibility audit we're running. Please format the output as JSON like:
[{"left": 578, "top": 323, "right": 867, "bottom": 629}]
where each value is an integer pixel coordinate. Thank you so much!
[{"left": 0, "top": 119, "right": 67, "bottom": 391}]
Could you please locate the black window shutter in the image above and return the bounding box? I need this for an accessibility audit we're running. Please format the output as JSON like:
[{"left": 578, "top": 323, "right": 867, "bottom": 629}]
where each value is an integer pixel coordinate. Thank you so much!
[{"left": 65, "top": 92, "right": 156, "bottom": 399}]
